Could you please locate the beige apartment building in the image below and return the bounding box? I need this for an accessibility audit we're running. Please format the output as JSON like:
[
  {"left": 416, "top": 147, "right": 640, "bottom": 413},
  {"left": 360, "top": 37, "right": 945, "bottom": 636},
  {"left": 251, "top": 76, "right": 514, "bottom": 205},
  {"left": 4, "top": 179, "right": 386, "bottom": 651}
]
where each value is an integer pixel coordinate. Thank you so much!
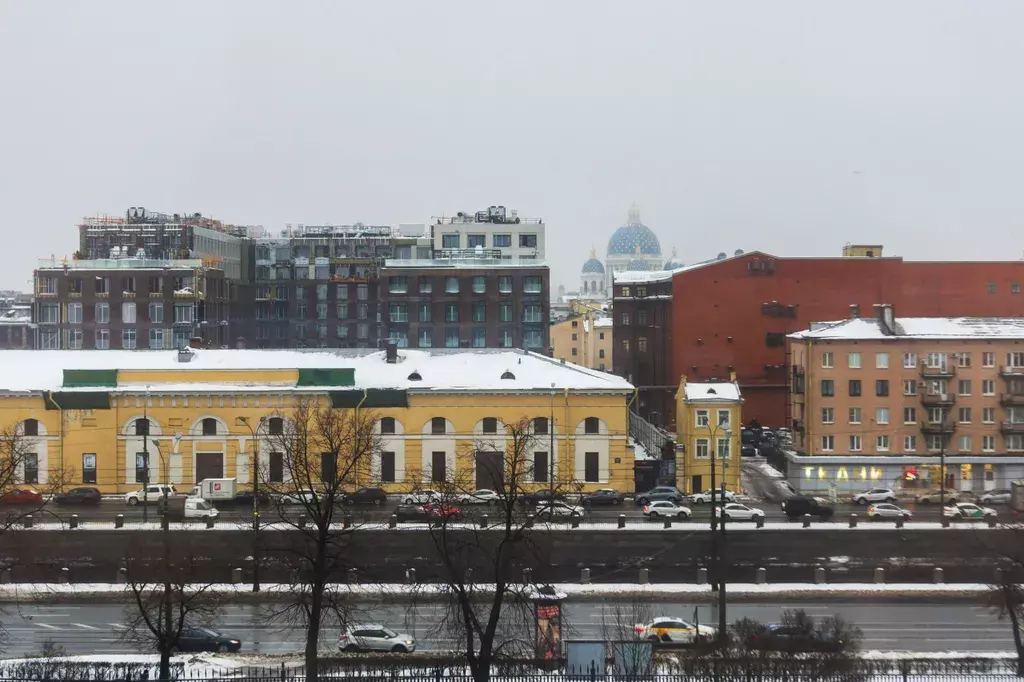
[
  {"left": 787, "top": 305, "right": 1024, "bottom": 495},
  {"left": 551, "top": 312, "right": 613, "bottom": 371}
]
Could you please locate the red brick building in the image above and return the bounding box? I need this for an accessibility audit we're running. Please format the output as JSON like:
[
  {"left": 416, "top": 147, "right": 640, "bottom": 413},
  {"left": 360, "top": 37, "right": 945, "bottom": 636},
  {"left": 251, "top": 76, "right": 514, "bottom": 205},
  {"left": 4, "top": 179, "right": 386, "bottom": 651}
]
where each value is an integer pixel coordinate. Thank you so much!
[{"left": 614, "top": 247, "right": 1024, "bottom": 430}]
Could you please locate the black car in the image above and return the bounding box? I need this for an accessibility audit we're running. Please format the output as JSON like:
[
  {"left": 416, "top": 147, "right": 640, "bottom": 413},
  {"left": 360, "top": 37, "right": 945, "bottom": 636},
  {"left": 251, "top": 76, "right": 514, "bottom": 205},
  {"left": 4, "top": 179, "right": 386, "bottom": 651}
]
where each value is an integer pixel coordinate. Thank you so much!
[
  {"left": 229, "top": 490, "right": 273, "bottom": 507},
  {"left": 519, "top": 489, "right": 567, "bottom": 506},
  {"left": 394, "top": 504, "right": 430, "bottom": 523},
  {"left": 583, "top": 488, "right": 624, "bottom": 506},
  {"left": 343, "top": 487, "right": 388, "bottom": 506},
  {"left": 781, "top": 495, "right": 834, "bottom": 521},
  {"left": 746, "top": 623, "right": 842, "bottom": 653},
  {"left": 174, "top": 626, "right": 241, "bottom": 653},
  {"left": 54, "top": 487, "right": 101, "bottom": 506},
  {"left": 741, "top": 443, "right": 758, "bottom": 458}
]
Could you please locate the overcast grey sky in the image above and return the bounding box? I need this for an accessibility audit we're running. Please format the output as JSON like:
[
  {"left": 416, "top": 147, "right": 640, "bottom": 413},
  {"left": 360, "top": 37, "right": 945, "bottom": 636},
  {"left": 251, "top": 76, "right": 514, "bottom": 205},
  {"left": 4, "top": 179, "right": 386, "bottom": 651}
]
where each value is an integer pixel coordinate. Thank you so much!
[{"left": 2, "top": 1, "right": 1023, "bottom": 292}]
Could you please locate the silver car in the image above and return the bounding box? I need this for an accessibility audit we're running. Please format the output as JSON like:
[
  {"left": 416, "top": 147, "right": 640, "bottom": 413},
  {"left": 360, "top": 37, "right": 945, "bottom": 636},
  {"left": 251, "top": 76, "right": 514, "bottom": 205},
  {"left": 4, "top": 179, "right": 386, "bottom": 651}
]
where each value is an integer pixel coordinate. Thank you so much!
[
  {"left": 339, "top": 624, "right": 416, "bottom": 653},
  {"left": 866, "top": 502, "right": 912, "bottom": 520},
  {"left": 980, "top": 489, "right": 1012, "bottom": 504}
]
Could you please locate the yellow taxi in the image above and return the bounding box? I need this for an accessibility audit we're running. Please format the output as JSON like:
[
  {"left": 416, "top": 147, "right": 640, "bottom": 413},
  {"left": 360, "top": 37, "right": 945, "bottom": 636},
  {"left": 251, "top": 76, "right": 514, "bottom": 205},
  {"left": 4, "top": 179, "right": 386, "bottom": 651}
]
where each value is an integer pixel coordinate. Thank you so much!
[{"left": 634, "top": 617, "right": 716, "bottom": 643}]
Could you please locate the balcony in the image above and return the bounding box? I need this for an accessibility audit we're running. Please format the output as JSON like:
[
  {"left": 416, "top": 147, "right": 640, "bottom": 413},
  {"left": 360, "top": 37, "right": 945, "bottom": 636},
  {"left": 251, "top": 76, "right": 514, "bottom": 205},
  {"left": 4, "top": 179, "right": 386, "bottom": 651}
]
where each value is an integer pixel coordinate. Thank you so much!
[
  {"left": 1001, "top": 393, "right": 1024, "bottom": 406},
  {"left": 1000, "top": 364, "right": 1024, "bottom": 378},
  {"left": 921, "top": 420, "right": 956, "bottom": 435},
  {"left": 920, "top": 363, "right": 955, "bottom": 379},
  {"left": 1001, "top": 420, "right": 1024, "bottom": 435},
  {"left": 921, "top": 392, "right": 956, "bottom": 407}
]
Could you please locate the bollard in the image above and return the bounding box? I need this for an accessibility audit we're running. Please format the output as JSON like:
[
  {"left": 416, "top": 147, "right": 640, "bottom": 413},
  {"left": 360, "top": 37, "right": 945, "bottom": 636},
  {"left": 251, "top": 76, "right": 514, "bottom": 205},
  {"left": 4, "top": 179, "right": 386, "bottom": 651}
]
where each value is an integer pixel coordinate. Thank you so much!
[
  {"left": 933, "top": 567, "right": 944, "bottom": 584},
  {"left": 874, "top": 567, "right": 885, "bottom": 584},
  {"left": 696, "top": 567, "right": 707, "bottom": 585},
  {"left": 0, "top": 569, "right": 10, "bottom": 584},
  {"left": 23, "top": 515, "right": 32, "bottom": 529},
  {"left": 479, "top": 514, "right": 488, "bottom": 529},
  {"left": 343, "top": 515, "right": 353, "bottom": 529},
  {"left": 348, "top": 568, "right": 358, "bottom": 583},
  {"left": 581, "top": 568, "right": 591, "bottom": 584},
  {"left": 406, "top": 568, "right": 416, "bottom": 584},
  {"left": 162, "top": 515, "right": 169, "bottom": 531},
  {"left": 802, "top": 514, "right": 812, "bottom": 528},
  {"left": 70, "top": 514, "right": 79, "bottom": 530},
  {"left": 115, "top": 514, "right": 124, "bottom": 529},
  {"left": 206, "top": 516, "right": 215, "bottom": 529},
  {"left": 755, "top": 515, "right": 765, "bottom": 529},
  {"left": 116, "top": 567, "right": 127, "bottom": 584},
  {"left": 231, "top": 567, "right": 242, "bottom": 584},
  {"left": 523, "top": 568, "right": 533, "bottom": 584},
  {"left": 290, "top": 569, "right": 300, "bottom": 585},
  {"left": 849, "top": 514, "right": 858, "bottom": 528},
  {"left": 59, "top": 567, "right": 69, "bottom": 584},
  {"left": 638, "top": 568, "right": 649, "bottom": 585},
  {"left": 618, "top": 514, "right": 626, "bottom": 529},
  {"left": 941, "top": 516, "right": 950, "bottom": 528},
  {"left": 995, "top": 568, "right": 1004, "bottom": 585},
  {"left": 814, "top": 565, "right": 826, "bottom": 584},
  {"left": 895, "top": 516, "right": 904, "bottom": 529},
  {"left": 663, "top": 519, "right": 672, "bottom": 529},
  {"left": 297, "top": 514, "right": 307, "bottom": 530},
  {"left": 988, "top": 514, "right": 997, "bottom": 528},
  {"left": 756, "top": 567, "right": 767, "bottom": 585},
  {"left": 389, "top": 514, "right": 397, "bottom": 529}
]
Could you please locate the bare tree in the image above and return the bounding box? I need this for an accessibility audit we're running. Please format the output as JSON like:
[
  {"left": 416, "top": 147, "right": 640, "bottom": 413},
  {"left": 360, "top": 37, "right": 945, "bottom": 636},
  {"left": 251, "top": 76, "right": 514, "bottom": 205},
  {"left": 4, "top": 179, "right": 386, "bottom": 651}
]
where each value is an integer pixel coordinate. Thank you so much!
[
  {"left": 0, "top": 422, "right": 73, "bottom": 531},
  {"left": 120, "top": 555, "right": 225, "bottom": 682},
  {"left": 989, "top": 578, "right": 1024, "bottom": 677},
  {"left": 424, "top": 416, "right": 581, "bottom": 682},
  {"left": 257, "top": 398, "right": 381, "bottom": 682}
]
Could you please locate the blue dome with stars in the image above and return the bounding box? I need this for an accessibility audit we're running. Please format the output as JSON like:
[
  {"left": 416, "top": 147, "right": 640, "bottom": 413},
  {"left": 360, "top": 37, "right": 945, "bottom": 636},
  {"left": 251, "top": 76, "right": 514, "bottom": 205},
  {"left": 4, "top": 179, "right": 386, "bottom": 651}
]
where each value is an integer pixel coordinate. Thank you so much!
[
  {"left": 663, "top": 247, "right": 684, "bottom": 270},
  {"left": 626, "top": 258, "right": 650, "bottom": 271},
  {"left": 582, "top": 258, "right": 605, "bottom": 274},
  {"left": 607, "top": 204, "right": 661, "bottom": 257}
]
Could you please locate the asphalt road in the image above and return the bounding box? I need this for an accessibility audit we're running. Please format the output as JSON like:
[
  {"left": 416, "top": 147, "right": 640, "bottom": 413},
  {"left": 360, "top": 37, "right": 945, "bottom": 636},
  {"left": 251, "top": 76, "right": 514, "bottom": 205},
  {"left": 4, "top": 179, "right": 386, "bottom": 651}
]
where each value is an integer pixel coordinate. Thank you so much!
[{"left": 0, "top": 601, "right": 1011, "bottom": 657}]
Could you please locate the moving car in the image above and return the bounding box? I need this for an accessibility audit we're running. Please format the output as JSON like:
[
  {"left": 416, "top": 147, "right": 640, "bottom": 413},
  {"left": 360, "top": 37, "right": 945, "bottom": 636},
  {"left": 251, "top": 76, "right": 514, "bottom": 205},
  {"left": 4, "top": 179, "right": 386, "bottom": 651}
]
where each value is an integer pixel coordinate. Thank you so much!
[
  {"left": 174, "top": 626, "right": 241, "bottom": 653},
  {"left": 535, "top": 500, "right": 583, "bottom": 520},
  {"left": 394, "top": 504, "right": 430, "bottom": 523},
  {"left": 942, "top": 502, "right": 997, "bottom": 520},
  {"left": 0, "top": 488, "right": 43, "bottom": 505},
  {"left": 866, "top": 503, "right": 912, "bottom": 521},
  {"left": 981, "top": 489, "right": 1013, "bottom": 504},
  {"left": 403, "top": 489, "right": 441, "bottom": 505},
  {"left": 458, "top": 489, "right": 499, "bottom": 505},
  {"left": 634, "top": 486, "right": 685, "bottom": 506},
  {"left": 160, "top": 496, "right": 219, "bottom": 521},
  {"left": 634, "top": 618, "right": 715, "bottom": 643},
  {"left": 642, "top": 500, "right": 691, "bottom": 520},
  {"left": 343, "top": 487, "right": 387, "bottom": 506},
  {"left": 228, "top": 490, "right": 273, "bottom": 508},
  {"left": 125, "top": 485, "right": 177, "bottom": 506},
  {"left": 853, "top": 488, "right": 896, "bottom": 505},
  {"left": 583, "top": 488, "right": 624, "bottom": 506},
  {"left": 422, "top": 502, "right": 461, "bottom": 520},
  {"left": 689, "top": 488, "right": 736, "bottom": 505},
  {"left": 275, "top": 491, "right": 321, "bottom": 506},
  {"left": 741, "top": 443, "right": 758, "bottom": 458},
  {"left": 519, "top": 489, "right": 567, "bottom": 506},
  {"left": 339, "top": 625, "right": 416, "bottom": 653},
  {"left": 745, "top": 623, "right": 842, "bottom": 653},
  {"left": 781, "top": 495, "right": 834, "bottom": 521},
  {"left": 915, "top": 489, "right": 971, "bottom": 505},
  {"left": 713, "top": 503, "right": 765, "bottom": 521},
  {"left": 53, "top": 487, "right": 101, "bottom": 506}
]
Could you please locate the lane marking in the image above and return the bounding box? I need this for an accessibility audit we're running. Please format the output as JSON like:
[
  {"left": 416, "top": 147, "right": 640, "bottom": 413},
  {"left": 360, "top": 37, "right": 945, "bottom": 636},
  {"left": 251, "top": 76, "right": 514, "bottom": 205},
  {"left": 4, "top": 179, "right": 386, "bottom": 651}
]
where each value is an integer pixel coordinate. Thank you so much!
[
  {"left": 108, "top": 623, "right": 127, "bottom": 630},
  {"left": 72, "top": 623, "right": 101, "bottom": 630},
  {"left": 34, "top": 623, "right": 60, "bottom": 630}
]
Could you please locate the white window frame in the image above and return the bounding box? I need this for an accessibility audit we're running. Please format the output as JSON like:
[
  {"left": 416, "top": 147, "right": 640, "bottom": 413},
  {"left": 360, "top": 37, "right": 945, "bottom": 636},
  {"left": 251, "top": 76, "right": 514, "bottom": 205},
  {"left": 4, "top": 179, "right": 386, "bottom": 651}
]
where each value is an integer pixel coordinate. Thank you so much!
[
  {"left": 848, "top": 407, "right": 862, "bottom": 425},
  {"left": 875, "top": 407, "right": 889, "bottom": 425},
  {"left": 849, "top": 435, "right": 862, "bottom": 452},
  {"left": 958, "top": 435, "right": 972, "bottom": 452},
  {"left": 903, "top": 379, "right": 916, "bottom": 396},
  {"left": 695, "top": 410, "right": 709, "bottom": 427},
  {"left": 716, "top": 409, "right": 731, "bottom": 428},
  {"left": 903, "top": 407, "right": 917, "bottom": 424},
  {"left": 903, "top": 352, "right": 918, "bottom": 369},
  {"left": 982, "top": 379, "right": 995, "bottom": 396},
  {"left": 876, "top": 435, "right": 890, "bottom": 452},
  {"left": 821, "top": 352, "right": 834, "bottom": 369},
  {"left": 903, "top": 435, "right": 917, "bottom": 452},
  {"left": 820, "top": 435, "right": 834, "bottom": 452},
  {"left": 875, "top": 352, "right": 889, "bottom": 369},
  {"left": 716, "top": 438, "right": 731, "bottom": 459},
  {"left": 957, "top": 379, "right": 971, "bottom": 396},
  {"left": 983, "top": 435, "right": 995, "bottom": 452},
  {"left": 821, "top": 407, "right": 834, "bottom": 424},
  {"left": 982, "top": 352, "right": 995, "bottom": 368},
  {"left": 847, "top": 352, "right": 862, "bottom": 369},
  {"left": 122, "top": 302, "right": 137, "bottom": 324},
  {"left": 983, "top": 407, "right": 996, "bottom": 424},
  {"left": 695, "top": 438, "right": 709, "bottom": 458}
]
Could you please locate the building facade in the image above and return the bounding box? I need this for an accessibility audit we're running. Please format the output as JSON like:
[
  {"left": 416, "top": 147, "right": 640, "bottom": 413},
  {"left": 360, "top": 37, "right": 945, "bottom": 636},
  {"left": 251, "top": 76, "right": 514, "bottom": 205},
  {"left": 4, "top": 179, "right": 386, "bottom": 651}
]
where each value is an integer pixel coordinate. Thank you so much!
[
  {"left": 0, "top": 306, "right": 35, "bottom": 349},
  {"left": 787, "top": 307, "right": 1024, "bottom": 494},
  {"left": 33, "top": 258, "right": 234, "bottom": 350},
  {"left": 551, "top": 312, "right": 613, "bottom": 371},
  {"left": 0, "top": 347, "right": 633, "bottom": 495},
  {"left": 675, "top": 375, "right": 743, "bottom": 495}
]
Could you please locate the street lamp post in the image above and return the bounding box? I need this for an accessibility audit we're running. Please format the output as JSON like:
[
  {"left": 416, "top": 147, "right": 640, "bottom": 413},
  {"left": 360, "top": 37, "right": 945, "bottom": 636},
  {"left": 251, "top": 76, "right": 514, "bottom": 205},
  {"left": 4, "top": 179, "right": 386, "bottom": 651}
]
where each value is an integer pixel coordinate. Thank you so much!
[
  {"left": 239, "top": 416, "right": 266, "bottom": 593},
  {"left": 707, "top": 418, "right": 732, "bottom": 643},
  {"left": 142, "top": 387, "right": 150, "bottom": 523}
]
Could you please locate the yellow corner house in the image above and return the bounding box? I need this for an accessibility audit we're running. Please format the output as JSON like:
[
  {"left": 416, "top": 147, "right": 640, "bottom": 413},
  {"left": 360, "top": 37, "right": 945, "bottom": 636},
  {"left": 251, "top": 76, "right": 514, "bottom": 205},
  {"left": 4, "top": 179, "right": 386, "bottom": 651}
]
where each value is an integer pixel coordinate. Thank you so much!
[{"left": 676, "top": 373, "right": 743, "bottom": 496}]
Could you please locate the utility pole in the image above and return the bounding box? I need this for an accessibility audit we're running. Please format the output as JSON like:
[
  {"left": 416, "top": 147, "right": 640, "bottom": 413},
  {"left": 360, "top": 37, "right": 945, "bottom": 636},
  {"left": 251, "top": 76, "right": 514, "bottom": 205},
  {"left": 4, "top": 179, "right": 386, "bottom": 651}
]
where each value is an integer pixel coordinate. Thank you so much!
[
  {"left": 142, "top": 388, "right": 150, "bottom": 523},
  {"left": 240, "top": 416, "right": 264, "bottom": 593},
  {"left": 549, "top": 384, "right": 556, "bottom": 499}
]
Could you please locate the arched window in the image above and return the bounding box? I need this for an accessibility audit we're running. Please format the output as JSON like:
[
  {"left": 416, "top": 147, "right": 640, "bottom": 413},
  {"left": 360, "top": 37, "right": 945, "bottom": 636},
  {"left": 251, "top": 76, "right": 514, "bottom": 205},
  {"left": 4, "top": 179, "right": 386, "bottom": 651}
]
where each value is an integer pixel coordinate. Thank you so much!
[
  {"left": 134, "top": 418, "right": 150, "bottom": 436},
  {"left": 23, "top": 419, "right": 38, "bottom": 437},
  {"left": 533, "top": 417, "right": 549, "bottom": 435},
  {"left": 431, "top": 417, "right": 447, "bottom": 435},
  {"left": 380, "top": 417, "right": 396, "bottom": 435},
  {"left": 202, "top": 418, "right": 218, "bottom": 436},
  {"left": 584, "top": 417, "right": 600, "bottom": 435},
  {"left": 267, "top": 417, "right": 284, "bottom": 436},
  {"left": 481, "top": 417, "right": 498, "bottom": 435}
]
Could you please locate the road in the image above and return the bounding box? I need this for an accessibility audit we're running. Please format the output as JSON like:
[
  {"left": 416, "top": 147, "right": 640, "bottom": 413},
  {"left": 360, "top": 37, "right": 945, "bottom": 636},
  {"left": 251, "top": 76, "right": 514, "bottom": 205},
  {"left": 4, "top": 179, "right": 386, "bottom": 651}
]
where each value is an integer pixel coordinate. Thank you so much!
[{"left": 0, "top": 601, "right": 1013, "bottom": 656}]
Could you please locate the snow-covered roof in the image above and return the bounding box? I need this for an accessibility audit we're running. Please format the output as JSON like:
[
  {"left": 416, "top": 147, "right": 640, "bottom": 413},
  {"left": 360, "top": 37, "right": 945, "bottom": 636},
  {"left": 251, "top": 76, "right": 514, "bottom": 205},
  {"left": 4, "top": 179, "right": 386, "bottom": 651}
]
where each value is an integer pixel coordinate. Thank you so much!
[
  {"left": 788, "top": 316, "right": 1024, "bottom": 341},
  {"left": 683, "top": 382, "right": 742, "bottom": 402},
  {"left": 613, "top": 251, "right": 769, "bottom": 285},
  {"left": 0, "top": 307, "right": 32, "bottom": 324},
  {"left": 593, "top": 317, "right": 613, "bottom": 328},
  {"left": 0, "top": 348, "right": 634, "bottom": 394}
]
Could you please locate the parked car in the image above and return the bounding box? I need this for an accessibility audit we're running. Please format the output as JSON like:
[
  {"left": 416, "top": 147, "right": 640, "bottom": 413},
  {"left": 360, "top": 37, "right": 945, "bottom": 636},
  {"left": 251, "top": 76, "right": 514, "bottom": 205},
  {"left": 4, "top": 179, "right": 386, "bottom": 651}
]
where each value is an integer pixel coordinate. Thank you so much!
[
  {"left": 714, "top": 503, "right": 765, "bottom": 521},
  {"left": 422, "top": 502, "right": 461, "bottom": 520},
  {"left": 535, "top": 500, "right": 584, "bottom": 520},
  {"left": 634, "top": 486, "right": 685, "bottom": 506},
  {"left": 519, "top": 489, "right": 567, "bottom": 506},
  {"left": 741, "top": 443, "right": 758, "bottom": 458},
  {"left": 642, "top": 500, "right": 691, "bottom": 520},
  {"left": 54, "top": 487, "right": 101, "bottom": 506},
  {"left": 942, "top": 502, "right": 997, "bottom": 520},
  {"left": 745, "top": 623, "right": 842, "bottom": 653},
  {"left": 342, "top": 487, "right": 387, "bottom": 506},
  {"left": 775, "top": 428, "right": 794, "bottom": 445},
  {"left": 689, "top": 488, "right": 736, "bottom": 505},
  {"left": 228, "top": 490, "right": 273, "bottom": 507},
  {"left": 583, "top": 488, "right": 624, "bottom": 507},
  {"left": 174, "top": 626, "right": 241, "bottom": 653},
  {"left": 394, "top": 504, "right": 430, "bottom": 523},
  {"left": 981, "top": 489, "right": 1013, "bottom": 504},
  {"left": 275, "top": 491, "right": 321, "bottom": 506},
  {"left": 781, "top": 495, "right": 834, "bottom": 521},
  {"left": 0, "top": 488, "right": 43, "bottom": 506},
  {"left": 339, "top": 625, "right": 416, "bottom": 653},
  {"left": 915, "top": 489, "right": 974, "bottom": 505},
  {"left": 125, "top": 485, "right": 178, "bottom": 506},
  {"left": 852, "top": 488, "right": 896, "bottom": 505},
  {"left": 866, "top": 503, "right": 912, "bottom": 521},
  {"left": 458, "top": 489, "right": 499, "bottom": 505},
  {"left": 634, "top": 618, "right": 715, "bottom": 643},
  {"left": 403, "top": 489, "right": 441, "bottom": 505}
]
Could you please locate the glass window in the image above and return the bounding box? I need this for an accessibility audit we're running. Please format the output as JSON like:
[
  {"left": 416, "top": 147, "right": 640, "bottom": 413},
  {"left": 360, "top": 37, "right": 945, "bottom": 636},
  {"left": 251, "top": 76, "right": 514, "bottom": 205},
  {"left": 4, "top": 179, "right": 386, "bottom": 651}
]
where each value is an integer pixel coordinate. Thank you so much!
[
  {"left": 493, "top": 234, "right": 511, "bottom": 248},
  {"left": 39, "top": 330, "right": 59, "bottom": 349},
  {"left": 820, "top": 379, "right": 834, "bottom": 397},
  {"left": 875, "top": 352, "right": 889, "bottom": 369},
  {"left": 849, "top": 435, "right": 862, "bottom": 452},
  {"left": 821, "top": 352, "right": 833, "bottom": 368},
  {"left": 467, "top": 234, "right": 486, "bottom": 248},
  {"left": 337, "top": 285, "right": 349, "bottom": 299},
  {"left": 356, "top": 323, "right": 368, "bottom": 339},
  {"left": 445, "top": 328, "right": 459, "bottom": 348},
  {"left": 903, "top": 407, "right": 916, "bottom": 424},
  {"left": 820, "top": 435, "right": 834, "bottom": 451},
  {"left": 445, "top": 277, "right": 459, "bottom": 294},
  {"left": 904, "top": 435, "right": 916, "bottom": 452},
  {"left": 876, "top": 407, "right": 889, "bottom": 424},
  {"left": 523, "top": 276, "right": 543, "bottom": 294},
  {"left": 876, "top": 435, "right": 890, "bottom": 452},
  {"left": 821, "top": 407, "right": 834, "bottom": 424},
  {"left": 337, "top": 302, "right": 349, "bottom": 319},
  {"left": 389, "top": 277, "right": 408, "bottom": 294},
  {"left": 524, "top": 329, "right": 543, "bottom": 348},
  {"left": 519, "top": 234, "right": 538, "bottom": 248},
  {"left": 387, "top": 330, "right": 407, "bottom": 347},
  {"left": 148, "top": 328, "right": 165, "bottom": 349},
  {"left": 442, "top": 234, "right": 460, "bottom": 249},
  {"left": 498, "top": 276, "right": 513, "bottom": 294},
  {"left": 38, "top": 303, "right": 59, "bottom": 324},
  {"left": 121, "top": 329, "right": 136, "bottom": 350},
  {"left": 418, "top": 328, "right": 432, "bottom": 348},
  {"left": 66, "top": 302, "right": 82, "bottom": 324},
  {"left": 847, "top": 352, "right": 861, "bottom": 369},
  {"left": 903, "top": 352, "right": 917, "bottom": 369},
  {"left": 149, "top": 302, "right": 164, "bottom": 323},
  {"left": 445, "top": 303, "right": 459, "bottom": 323},
  {"left": 983, "top": 352, "right": 995, "bottom": 368},
  {"left": 523, "top": 305, "right": 542, "bottom": 323},
  {"left": 316, "top": 284, "right": 328, "bottom": 300},
  {"left": 316, "top": 303, "right": 328, "bottom": 320},
  {"left": 66, "top": 329, "right": 83, "bottom": 349},
  {"left": 173, "top": 303, "right": 193, "bottom": 323},
  {"left": 389, "top": 303, "right": 408, "bottom": 323},
  {"left": 419, "top": 278, "right": 433, "bottom": 294},
  {"left": 472, "top": 301, "right": 486, "bottom": 322},
  {"left": 695, "top": 439, "right": 709, "bottom": 458},
  {"left": 472, "top": 327, "right": 486, "bottom": 348},
  {"left": 357, "top": 303, "right": 368, "bottom": 320},
  {"left": 419, "top": 303, "right": 431, "bottom": 323},
  {"left": 848, "top": 379, "right": 861, "bottom": 396},
  {"left": 499, "top": 328, "right": 513, "bottom": 348},
  {"left": 875, "top": 379, "right": 889, "bottom": 396},
  {"left": 498, "top": 303, "right": 513, "bottom": 322},
  {"left": 472, "top": 276, "right": 486, "bottom": 294},
  {"left": 357, "top": 284, "right": 369, "bottom": 300},
  {"left": 95, "top": 303, "right": 110, "bottom": 324}
]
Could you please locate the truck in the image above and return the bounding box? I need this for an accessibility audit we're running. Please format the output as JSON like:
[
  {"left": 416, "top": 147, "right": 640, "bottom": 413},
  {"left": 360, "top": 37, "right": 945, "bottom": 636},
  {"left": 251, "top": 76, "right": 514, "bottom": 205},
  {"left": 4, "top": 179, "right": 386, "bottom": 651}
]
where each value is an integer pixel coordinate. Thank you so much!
[
  {"left": 189, "top": 478, "right": 236, "bottom": 501},
  {"left": 159, "top": 496, "right": 219, "bottom": 521}
]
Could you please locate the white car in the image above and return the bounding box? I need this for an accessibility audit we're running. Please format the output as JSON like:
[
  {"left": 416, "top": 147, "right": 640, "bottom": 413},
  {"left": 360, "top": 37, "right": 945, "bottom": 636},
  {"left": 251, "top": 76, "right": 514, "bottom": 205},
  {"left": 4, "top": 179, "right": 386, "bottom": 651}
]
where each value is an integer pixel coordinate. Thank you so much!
[
  {"left": 125, "top": 485, "right": 177, "bottom": 506},
  {"left": 402, "top": 489, "right": 441, "bottom": 505},
  {"left": 866, "top": 502, "right": 912, "bottom": 520},
  {"left": 713, "top": 503, "right": 765, "bottom": 521},
  {"left": 853, "top": 488, "right": 896, "bottom": 505},
  {"left": 689, "top": 489, "right": 736, "bottom": 505},
  {"left": 980, "top": 489, "right": 1012, "bottom": 505},
  {"left": 535, "top": 501, "right": 584, "bottom": 520},
  {"left": 339, "top": 624, "right": 416, "bottom": 653},
  {"left": 634, "top": 617, "right": 716, "bottom": 643},
  {"left": 458, "top": 489, "right": 499, "bottom": 505},
  {"left": 276, "top": 491, "right": 321, "bottom": 506},
  {"left": 942, "top": 502, "right": 997, "bottom": 519},
  {"left": 642, "top": 500, "right": 692, "bottom": 520}
]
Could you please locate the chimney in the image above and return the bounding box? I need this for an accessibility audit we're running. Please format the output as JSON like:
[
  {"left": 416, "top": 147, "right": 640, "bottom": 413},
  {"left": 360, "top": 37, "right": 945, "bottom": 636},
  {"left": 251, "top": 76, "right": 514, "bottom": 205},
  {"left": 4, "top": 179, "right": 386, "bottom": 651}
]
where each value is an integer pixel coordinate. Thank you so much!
[
  {"left": 849, "top": 304, "right": 860, "bottom": 319},
  {"left": 385, "top": 340, "right": 398, "bottom": 364},
  {"left": 876, "top": 303, "right": 896, "bottom": 336},
  {"left": 235, "top": 336, "right": 246, "bottom": 350}
]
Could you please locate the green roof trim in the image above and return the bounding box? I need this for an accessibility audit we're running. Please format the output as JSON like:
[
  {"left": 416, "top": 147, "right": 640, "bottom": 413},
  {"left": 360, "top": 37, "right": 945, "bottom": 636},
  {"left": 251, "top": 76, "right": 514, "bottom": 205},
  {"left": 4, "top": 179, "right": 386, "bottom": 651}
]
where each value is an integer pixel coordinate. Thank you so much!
[
  {"left": 330, "top": 389, "right": 408, "bottom": 409},
  {"left": 297, "top": 368, "right": 355, "bottom": 387},
  {"left": 46, "top": 392, "right": 111, "bottom": 411},
  {"left": 63, "top": 369, "right": 118, "bottom": 388}
]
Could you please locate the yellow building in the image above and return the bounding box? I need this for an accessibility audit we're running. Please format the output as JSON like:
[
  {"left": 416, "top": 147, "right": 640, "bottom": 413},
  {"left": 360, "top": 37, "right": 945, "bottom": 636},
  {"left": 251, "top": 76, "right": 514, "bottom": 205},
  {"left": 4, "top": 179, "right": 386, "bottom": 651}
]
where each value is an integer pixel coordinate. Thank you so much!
[
  {"left": 676, "top": 374, "right": 743, "bottom": 495},
  {"left": 551, "top": 313, "right": 613, "bottom": 372},
  {"left": 0, "top": 347, "right": 635, "bottom": 494}
]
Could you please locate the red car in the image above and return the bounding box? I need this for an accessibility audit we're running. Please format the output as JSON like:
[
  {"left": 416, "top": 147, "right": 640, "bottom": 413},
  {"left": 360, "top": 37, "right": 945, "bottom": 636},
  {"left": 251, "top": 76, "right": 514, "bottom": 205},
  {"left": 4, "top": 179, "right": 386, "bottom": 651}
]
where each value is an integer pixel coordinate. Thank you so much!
[
  {"left": 1, "top": 488, "right": 44, "bottom": 505},
  {"left": 423, "top": 502, "right": 461, "bottom": 521}
]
